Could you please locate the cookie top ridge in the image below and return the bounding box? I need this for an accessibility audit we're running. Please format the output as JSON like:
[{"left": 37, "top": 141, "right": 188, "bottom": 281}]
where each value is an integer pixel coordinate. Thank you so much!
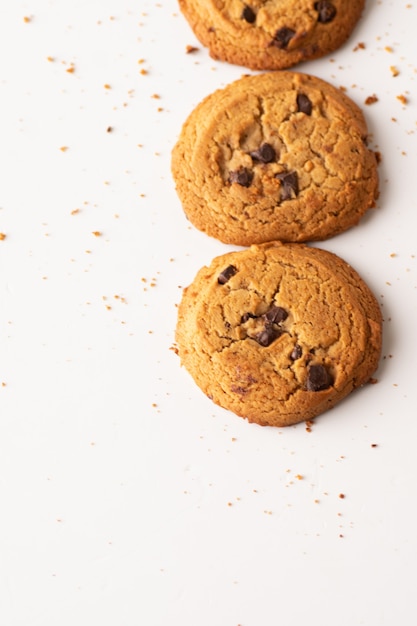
[
  {"left": 171, "top": 71, "right": 379, "bottom": 246},
  {"left": 178, "top": 0, "right": 366, "bottom": 70}
]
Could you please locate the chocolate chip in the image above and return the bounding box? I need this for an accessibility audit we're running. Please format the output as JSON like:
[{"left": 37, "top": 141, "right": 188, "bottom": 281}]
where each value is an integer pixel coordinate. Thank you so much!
[
  {"left": 255, "top": 326, "right": 282, "bottom": 347},
  {"left": 306, "top": 364, "right": 334, "bottom": 391},
  {"left": 250, "top": 143, "right": 276, "bottom": 163},
  {"left": 264, "top": 306, "right": 288, "bottom": 324},
  {"left": 275, "top": 171, "right": 299, "bottom": 200},
  {"left": 229, "top": 167, "right": 253, "bottom": 187},
  {"left": 314, "top": 1, "right": 337, "bottom": 23},
  {"left": 271, "top": 27, "right": 296, "bottom": 49},
  {"left": 296, "top": 93, "right": 312, "bottom": 115},
  {"left": 290, "top": 345, "right": 302, "bottom": 360},
  {"left": 241, "top": 312, "right": 257, "bottom": 323},
  {"left": 241, "top": 5, "right": 256, "bottom": 23},
  {"left": 217, "top": 265, "right": 237, "bottom": 284}
]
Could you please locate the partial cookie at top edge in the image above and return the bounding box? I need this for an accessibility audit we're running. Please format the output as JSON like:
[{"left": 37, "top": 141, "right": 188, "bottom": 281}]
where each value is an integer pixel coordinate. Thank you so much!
[
  {"left": 178, "top": 0, "right": 366, "bottom": 71},
  {"left": 171, "top": 71, "right": 379, "bottom": 246}
]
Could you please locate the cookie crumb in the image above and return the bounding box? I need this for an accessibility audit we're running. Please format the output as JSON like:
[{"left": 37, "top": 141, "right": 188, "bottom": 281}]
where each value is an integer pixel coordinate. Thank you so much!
[
  {"left": 365, "top": 94, "right": 378, "bottom": 105},
  {"left": 396, "top": 94, "right": 408, "bottom": 105},
  {"left": 186, "top": 44, "right": 199, "bottom": 53},
  {"left": 390, "top": 66, "right": 399, "bottom": 77},
  {"left": 0, "top": 233, "right": 6, "bottom": 241}
]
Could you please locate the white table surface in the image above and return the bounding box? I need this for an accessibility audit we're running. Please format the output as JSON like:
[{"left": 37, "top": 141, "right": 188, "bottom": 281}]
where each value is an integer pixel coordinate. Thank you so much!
[{"left": 1, "top": 1, "right": 416, "bottom": 624}]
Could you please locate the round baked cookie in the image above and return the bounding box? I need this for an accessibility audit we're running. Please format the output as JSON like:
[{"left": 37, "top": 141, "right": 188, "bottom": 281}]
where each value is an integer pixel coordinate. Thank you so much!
[
  {"left": 178, "top": 0, "right": 366, "bottom": 70},
  {"left": 175, "top": 242, "right": 382, "bottom": 427},
  {"left": 171, "top": 71, "right": 378, "bottom": 246}
]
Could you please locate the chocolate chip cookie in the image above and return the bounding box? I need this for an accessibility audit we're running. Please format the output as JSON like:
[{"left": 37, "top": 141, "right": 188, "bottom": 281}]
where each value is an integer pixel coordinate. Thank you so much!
[
  {"left": 171, "top": 71, "right": 378, "bottom": 246},
  {"left": 175, "top": 242, "right": 382, "bottom": 427},
  {"left": 178, "top": 0, "right": 365, "bottom": 70}
]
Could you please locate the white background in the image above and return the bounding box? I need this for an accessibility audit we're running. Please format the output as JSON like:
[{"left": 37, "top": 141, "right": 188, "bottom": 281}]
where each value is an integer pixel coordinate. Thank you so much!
[{"left": 0, "top": 1, "right": 416, "bottom": 625}]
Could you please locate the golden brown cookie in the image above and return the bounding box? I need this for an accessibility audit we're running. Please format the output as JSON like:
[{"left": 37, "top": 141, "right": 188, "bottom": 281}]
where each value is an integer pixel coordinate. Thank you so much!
[
  {"left": 171, "top": 71, "right": 378, "bottom": 246},
  {"left": 175, "top": 242, "right": 382, "bottom": 427},
  {"left": 178, "top": 0, "right": 366, "bottom": 70}
]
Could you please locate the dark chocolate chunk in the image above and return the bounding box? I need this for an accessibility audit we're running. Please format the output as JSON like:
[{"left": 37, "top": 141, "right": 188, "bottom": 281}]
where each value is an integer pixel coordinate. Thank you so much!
[
  {"left": 250, "top": 143, "right": 276, "bottom": 163},
  {"left": 275, "top": 170, "right": 299, "bottom": 200},
  {"left": 217, "top": 265, "right": 237, "bottom": 284},
  {"left": 255, "top": 326, "right": 282, "bottom": 347},
  {"left": 264, "top": 305, "right": 288, "bottom": 324},
  {"left": 241, "top": 5, "right": 256, "bottom": 23},
  {"left": 229, "top": 167, "right": 253, "bottom": 187},
  {"left": 271, "top": 27, "right": 296, "bottom": 49},
  {"left": 314, "top": 1, "right": 337, "bottom": 24},
  {"left": 306, "top": 364, "right": 334, "bottom": 391},
  {"left": 290, "top": 344, "right": 302, "bottom": 360},
  {"left": 296, "top": 93, "right": 313, "bottom": 115}
]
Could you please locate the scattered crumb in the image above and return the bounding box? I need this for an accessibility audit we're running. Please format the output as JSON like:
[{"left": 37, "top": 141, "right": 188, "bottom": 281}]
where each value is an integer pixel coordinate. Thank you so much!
[
  {"left": 92, "top": 231, "right": 102, "bottom": 237},
  {"left": 365, "top": 94, "right": 378, "bottom": 105},
  {"left": 338, "top": 493, "right": 346, "bottom": 499},
  {"left": 23, "top": 16, "right": 31, "bottom": 23},
  {"left": 368, "top": 377, "right": 378, "bottom": 385},
  {"left": 59, "top": 146, "right": 69, "bottom": 152},
  {"left": 186, "top": 44, "right": 199, "bottom": 53},
  {"left": 353, "top": 42, "right": 365, "bottom": 51},
  {"left": 66, "top": 65, "right": 75, "bottom": 74},
  {"left": 104, "top": 83, "right": 111, "bottom": 89},
  {"left": 295, "top": 474, "right": 304, "bottom": 480},
  {"left": 151, "top": 93, "right": 161, "bottom": 99},
  {"left": 106, "top": 126, "right": 113, "bottom": 132},
  {"left": 371, "top": 443, "right": 378, "bottom": 448},
  {"left": 390, "top": 66, "right": 399, "bottom": 77},
  {"left": 384, "top": 46, "right": 394, "bottom": 53},
  {"left": 0, "top": 233, "right": 6, "bottom": 241},
  {"left": 396, "top": 94, "right": 408, "bottom": 105}
]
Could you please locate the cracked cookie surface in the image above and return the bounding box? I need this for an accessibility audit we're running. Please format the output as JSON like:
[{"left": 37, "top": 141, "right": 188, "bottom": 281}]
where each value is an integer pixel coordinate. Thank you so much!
[
  {"left": 178, "top": 0, "right": 365, "bottom": 70},
  {"left": 171, "top": 71, "right": 379, "bottom": 246},
  {"left": 175, "top": 242, "right": 382, "bottom": 427}
]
